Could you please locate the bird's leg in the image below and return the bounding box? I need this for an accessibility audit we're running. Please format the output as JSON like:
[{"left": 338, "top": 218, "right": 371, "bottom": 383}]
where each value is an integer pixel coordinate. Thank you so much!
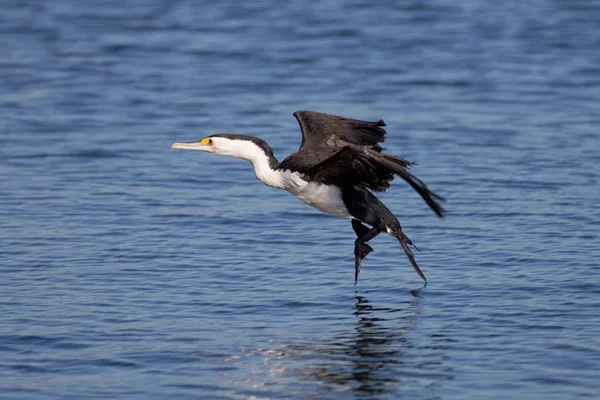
[
  {"left": 352, "top": 220, "right": 381, "bottom": 285},
  {"left": 352, "top": 220, "right": 374, "bottom": 264}
]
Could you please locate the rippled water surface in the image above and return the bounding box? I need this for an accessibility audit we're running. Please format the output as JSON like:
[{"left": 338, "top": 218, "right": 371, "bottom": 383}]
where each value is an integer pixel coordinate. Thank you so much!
[{"left": 2, "top": 1, "right": 600, "bottom": 399}]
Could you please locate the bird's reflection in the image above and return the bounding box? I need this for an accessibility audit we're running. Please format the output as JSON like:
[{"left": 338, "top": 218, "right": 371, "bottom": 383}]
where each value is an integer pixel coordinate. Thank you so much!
[
  {"left": 219, "top": 293, "right": 453, "bottom": 396},
  {"left": 293, "top": 294, "right": 420, "bottom": 395}
]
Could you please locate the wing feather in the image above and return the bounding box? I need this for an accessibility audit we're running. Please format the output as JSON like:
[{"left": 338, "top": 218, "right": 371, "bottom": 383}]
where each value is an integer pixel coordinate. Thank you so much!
[
  {"left": 294, "top": 110, "right": 386, "bottom": 151},
  {"left": 302, "top": 146, "right": 445, "bottom": 217}
]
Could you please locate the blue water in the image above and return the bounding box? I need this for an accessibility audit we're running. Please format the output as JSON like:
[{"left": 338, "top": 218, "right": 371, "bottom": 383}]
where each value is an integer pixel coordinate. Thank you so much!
[{"left": 1, "top": 1, "right": 600, "bottom": 399}]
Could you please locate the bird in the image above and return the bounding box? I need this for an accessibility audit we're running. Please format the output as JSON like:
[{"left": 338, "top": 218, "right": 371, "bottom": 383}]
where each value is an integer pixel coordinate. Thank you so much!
[{"left": 171, "top": 110, "right": 445, "bottom": 284}]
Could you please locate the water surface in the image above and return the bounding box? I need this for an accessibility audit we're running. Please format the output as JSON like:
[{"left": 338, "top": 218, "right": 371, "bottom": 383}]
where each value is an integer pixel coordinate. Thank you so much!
[{"left": 1, "top": 1, "right": 599, "bottom": 399}]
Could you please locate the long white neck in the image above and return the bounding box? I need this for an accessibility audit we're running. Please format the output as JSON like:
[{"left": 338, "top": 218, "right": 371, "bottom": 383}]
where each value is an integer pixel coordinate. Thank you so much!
[
  {"left": 213, "top": 136, "right": 308, "bottom": 192},
  {"left": 219, "top": 139, "right": 285, "bottom": 189},
  {"left": 249, "top": 154, "right": 308, "bottom": 194},
  {"left": 246, "top": 149, "right": 285, "bottom": 189}
]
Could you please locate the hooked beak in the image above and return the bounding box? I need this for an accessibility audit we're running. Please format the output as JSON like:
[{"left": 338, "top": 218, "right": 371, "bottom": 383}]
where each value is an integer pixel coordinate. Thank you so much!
[{"left": 171, "top": 140, "right": 212, "bottom": 152}]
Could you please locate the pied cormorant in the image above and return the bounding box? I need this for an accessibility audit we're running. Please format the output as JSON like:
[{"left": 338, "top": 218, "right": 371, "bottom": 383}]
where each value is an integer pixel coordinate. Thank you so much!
[{"left": 172, "top": 110, "right": 445, "bottom": 284}]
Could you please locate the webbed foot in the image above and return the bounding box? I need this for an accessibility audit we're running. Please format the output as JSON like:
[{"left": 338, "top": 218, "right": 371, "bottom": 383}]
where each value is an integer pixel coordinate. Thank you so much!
[{"left": 354, "top": 241, "right": 374, "bottom": 285}]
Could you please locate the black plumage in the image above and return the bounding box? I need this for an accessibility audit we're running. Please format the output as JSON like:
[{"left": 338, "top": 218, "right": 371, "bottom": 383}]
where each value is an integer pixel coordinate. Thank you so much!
[{"left": 279, "top": 110, "right": 445, "bottom": 217}]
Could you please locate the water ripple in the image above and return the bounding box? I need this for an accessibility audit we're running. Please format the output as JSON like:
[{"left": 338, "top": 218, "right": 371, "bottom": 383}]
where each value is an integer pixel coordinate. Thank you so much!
[{"left": 1, "top": 0, "right": 600, "bottom": 399}]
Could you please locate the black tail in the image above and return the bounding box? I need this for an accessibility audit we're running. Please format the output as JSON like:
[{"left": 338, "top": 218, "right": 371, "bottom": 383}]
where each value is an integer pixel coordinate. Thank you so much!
[{"left": 381, "top": 154, "right": 446, "bottom": 218}]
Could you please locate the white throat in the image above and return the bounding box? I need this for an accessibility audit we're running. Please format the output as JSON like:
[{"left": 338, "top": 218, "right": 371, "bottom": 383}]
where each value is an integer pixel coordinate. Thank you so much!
[
  {"left": 247, "top": 150, "right": 284, "bottom": 189},
  {"left": 218, "top": 139, "right": 302, "bottom": 191}
]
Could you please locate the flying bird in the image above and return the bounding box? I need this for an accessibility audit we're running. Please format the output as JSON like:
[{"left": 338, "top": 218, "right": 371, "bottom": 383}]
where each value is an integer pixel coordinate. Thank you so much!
[{"left": 172, "top": 110, "right": 445, "bottom": 284}]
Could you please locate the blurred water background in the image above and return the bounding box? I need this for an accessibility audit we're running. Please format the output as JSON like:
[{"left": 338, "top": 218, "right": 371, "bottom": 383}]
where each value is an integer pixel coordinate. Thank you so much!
[{"left": 1, "top": 0, "right": 599, "bottom": 399}]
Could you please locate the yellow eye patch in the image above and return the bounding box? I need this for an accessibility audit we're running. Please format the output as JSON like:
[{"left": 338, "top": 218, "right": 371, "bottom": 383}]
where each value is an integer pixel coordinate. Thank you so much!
[{"left": 201, "top": 137, "right": 212, "bottom": 145}]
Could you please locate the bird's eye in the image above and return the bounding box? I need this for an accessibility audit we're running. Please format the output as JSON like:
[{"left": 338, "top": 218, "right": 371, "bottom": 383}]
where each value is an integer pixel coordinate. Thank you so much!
[{"left": 207, "top": 139, "right": 213, "bottom": 145}]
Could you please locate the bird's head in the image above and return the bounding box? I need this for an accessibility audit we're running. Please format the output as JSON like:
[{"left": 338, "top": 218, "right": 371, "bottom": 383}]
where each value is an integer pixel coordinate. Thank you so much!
[{"left": 171, "top": 134, "right": 275, "bottom": 164}]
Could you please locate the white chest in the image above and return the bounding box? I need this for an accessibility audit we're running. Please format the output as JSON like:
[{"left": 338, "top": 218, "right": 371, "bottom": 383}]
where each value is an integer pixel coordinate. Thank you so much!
[
  {"left": 255, "top": 165, "right": 352, "bottom": 218},
  {"left": 295, "top": 182, "right": 352, "bottom": 218}
]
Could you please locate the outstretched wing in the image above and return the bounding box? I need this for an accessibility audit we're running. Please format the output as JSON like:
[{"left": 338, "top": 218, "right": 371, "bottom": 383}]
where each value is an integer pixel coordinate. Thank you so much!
[
  {"left": 293, "top": 110, "right": 387, "bottom": 152},
  {"left": 299, "top": 145, "right": 446, "bottom": 217},
  {"left": 280, "top": 110, "right": 446, "bottom": 217}
]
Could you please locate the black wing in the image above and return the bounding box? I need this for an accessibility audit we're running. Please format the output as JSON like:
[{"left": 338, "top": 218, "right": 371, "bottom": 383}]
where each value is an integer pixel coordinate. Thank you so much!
[
  {"left": 303, "top": 145, "right": 445, "bottom": 217},
  {"left": 293, "top": 110, "right": 387, "bottom": 151},
  {"left": 279, "top": 110, "right": 445, "bottom": 217},
  {"left": 279, "top": 110, "right": 395, "bottom": 176}
]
